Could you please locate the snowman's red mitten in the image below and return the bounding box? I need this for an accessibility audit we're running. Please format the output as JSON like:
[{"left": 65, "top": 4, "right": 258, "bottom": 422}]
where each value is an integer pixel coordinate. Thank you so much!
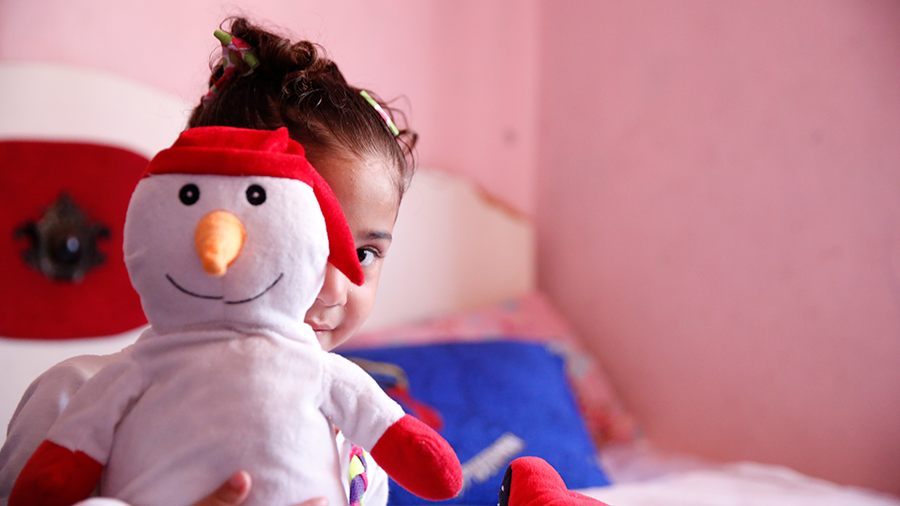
[
  {"left": 499, "top": 457, "right": 610, "bottom": 506},
  {"left": 370, "top": 414, "right": 463, "bottom": 501},
  {"left": 9, "top": 440, "right": 103, "bottom": 506}
]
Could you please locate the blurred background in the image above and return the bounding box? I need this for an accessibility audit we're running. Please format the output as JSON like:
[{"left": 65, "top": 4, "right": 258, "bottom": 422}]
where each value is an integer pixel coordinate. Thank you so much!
[{"left": 0, "top": 0, "right": 898, "bottom": 496}]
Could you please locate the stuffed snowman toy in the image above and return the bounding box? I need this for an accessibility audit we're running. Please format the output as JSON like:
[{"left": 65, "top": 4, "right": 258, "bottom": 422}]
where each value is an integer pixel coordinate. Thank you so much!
[{"left": 10, "top": 126, "right": 463, "bottom": 506}]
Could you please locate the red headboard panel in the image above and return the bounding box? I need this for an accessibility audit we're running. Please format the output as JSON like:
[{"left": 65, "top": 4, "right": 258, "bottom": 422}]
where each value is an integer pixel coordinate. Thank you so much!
[{"left": 0, "top": 140, "right": 148, "bottom": 339}]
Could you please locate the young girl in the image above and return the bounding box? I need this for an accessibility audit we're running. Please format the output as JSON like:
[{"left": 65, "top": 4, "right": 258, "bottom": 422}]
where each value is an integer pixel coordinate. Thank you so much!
[
  {"left": 187, "top": 16, "right": 418, "bottom": 506},
  {"left": 0, "top": 17, "right": 416, "bottom": 506}
]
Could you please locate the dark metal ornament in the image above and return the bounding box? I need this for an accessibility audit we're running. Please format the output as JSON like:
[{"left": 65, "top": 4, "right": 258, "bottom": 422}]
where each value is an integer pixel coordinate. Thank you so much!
[{"left": 15, "top": 192, "right": 110, "bottom": 282}]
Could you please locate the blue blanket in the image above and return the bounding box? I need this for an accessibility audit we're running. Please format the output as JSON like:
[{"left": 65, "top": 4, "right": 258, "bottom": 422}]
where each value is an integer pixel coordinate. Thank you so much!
[{"left": 342, "top": 340, "right": 610, "bottom": 505}]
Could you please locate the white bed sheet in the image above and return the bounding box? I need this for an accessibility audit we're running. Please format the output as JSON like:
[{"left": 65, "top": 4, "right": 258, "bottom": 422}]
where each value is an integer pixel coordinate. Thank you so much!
[{"left": 584, "top": 442, "right": 900, "bottom": 506}]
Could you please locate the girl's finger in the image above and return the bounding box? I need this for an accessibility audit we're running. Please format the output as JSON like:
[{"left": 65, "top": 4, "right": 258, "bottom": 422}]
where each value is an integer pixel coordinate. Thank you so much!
[
  {"left": 293, "top": 497, "right": 328, "bottom": 506},
  {"left": 192, "top": 471, "right": 252, "bottom": 506}
]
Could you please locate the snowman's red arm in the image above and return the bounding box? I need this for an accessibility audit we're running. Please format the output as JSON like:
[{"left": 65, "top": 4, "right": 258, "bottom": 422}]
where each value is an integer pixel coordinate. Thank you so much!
[
  {"left": 9, "top": 440, "right": 103, "bottom": 506},
  {"left": 370, "top": 414, "right": 463, "bottom": 501}
]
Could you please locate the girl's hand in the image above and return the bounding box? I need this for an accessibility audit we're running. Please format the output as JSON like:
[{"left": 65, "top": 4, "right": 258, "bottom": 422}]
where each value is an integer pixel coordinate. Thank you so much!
[
  {"left": 191, "top": 471, "right": 329, "bottom": 506},
  {"left": 191, "top": 471, "right": 251, "bottom": 506}
]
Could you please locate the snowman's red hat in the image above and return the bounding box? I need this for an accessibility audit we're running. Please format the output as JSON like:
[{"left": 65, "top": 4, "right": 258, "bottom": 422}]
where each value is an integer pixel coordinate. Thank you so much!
[{"left": 144, "top": 126, "right": 363, "bottom": 286}]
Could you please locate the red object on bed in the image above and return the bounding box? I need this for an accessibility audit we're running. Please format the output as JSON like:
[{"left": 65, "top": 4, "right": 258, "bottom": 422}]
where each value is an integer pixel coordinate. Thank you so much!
[{"left": 0, "top": 140, "right": 148, "bottom": 339}]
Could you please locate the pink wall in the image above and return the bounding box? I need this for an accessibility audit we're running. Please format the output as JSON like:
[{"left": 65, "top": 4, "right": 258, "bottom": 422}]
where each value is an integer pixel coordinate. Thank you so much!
[
  {"left": 536, "top": 0, "right": 900, "bottom": 494},
  {"left": 0, "top": 0, "right": 538, "bottom": 214},
  {"left": 5, "top": 0, "right": 900, "bottom": 496}
]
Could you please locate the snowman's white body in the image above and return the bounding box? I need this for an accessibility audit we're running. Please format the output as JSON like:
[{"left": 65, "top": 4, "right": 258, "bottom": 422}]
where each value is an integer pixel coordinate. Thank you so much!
[{"left": 44, "top": 173, "right": 404, "bottom": 506}]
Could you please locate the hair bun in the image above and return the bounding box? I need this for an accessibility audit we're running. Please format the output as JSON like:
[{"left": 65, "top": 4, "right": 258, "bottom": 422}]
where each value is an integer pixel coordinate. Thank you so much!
[{"left": 190, "top": 16, "right": 418, "bottom": 200}]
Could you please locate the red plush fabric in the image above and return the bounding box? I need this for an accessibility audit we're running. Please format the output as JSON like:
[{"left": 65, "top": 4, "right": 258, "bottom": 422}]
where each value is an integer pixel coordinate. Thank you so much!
[
  {"left": 0, "top": 140, "right": 147, "bottom": 339},
  {"left": 9, "top": 440, "right": 103, "bottom": 506},
  {"left": 370, "top": 414, "right": 463, "bottom": 501},
  {"left": 503, "top": 457, "right": 610, "bottom": 506}
]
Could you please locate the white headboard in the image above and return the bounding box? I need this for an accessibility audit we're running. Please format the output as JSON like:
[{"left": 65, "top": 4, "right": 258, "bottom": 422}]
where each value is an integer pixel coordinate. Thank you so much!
[
  {"left": 0, "top": 62, "right": 535, "bottom": 431},
  {"left": 363, "top": 168, "right": 534, "bottom": 330}
]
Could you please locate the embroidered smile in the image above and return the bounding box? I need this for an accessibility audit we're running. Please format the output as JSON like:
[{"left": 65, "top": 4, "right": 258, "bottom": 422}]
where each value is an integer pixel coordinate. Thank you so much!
[{"left": 165, "top": 273, "right": 284, "bottom": 304}]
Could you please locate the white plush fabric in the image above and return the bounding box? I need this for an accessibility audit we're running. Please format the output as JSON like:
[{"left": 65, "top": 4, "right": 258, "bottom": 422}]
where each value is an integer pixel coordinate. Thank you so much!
[
  {"left": 46, "top": 327, "right": 402, "bottom": 506},
  {"left": 0, "top": 350, "right": 390, "bottom": 506},
  {"left": 0, "top": 352, "right": 123, "bottom": 502},
  {"left": 124, "top": 174, "right": 329, "bottom": 336},
  {"left": 5, "top": 172, "right": 405, "bottom": 506}
]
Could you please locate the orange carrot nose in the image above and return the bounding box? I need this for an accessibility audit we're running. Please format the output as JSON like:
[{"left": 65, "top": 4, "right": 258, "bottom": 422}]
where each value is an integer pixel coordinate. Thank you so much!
[{"left": 195, "top": 210, "right": 246, "bottom": 277}]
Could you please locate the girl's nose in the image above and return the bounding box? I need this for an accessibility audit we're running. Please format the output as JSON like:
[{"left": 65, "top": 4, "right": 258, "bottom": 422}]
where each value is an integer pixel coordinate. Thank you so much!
[{"left": 316, "top": 262, "right": 350, "bottom": 307}]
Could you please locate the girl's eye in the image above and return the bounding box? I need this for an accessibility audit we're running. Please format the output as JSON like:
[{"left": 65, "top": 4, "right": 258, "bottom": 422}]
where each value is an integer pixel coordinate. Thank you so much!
[
  {"left": 246, "top": 184, "right": 266, "bottom": 205},
  {"left": 356, "top": 247, "right": 378, "bottom": 267},
  {"left": 179, "top": 184, "right": 200, "bottom": 205}
]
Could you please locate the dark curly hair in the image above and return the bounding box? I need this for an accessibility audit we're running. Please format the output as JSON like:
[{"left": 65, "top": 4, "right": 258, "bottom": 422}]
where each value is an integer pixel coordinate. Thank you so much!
[{"left": 188, "top": 17, "right": 417, "bottom": 200}]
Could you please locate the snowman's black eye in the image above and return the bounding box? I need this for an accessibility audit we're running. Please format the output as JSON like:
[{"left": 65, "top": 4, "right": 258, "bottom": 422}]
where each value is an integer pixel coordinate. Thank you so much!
[
  {"left": 246, "top": 184, "right": 266, "bottom": 206},
  {"left": 179, "top": 184, "right": 200, "bottom": 205}
]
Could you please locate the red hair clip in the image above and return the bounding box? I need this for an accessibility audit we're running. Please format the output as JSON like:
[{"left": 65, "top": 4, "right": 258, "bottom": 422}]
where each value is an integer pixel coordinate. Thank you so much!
[{"left": 202, "top": 29, "right": 259, "bottom": 103}]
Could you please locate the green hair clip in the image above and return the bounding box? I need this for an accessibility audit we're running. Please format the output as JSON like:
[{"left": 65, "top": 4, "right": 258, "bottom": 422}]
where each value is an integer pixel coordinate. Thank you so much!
[
  {"left": 202, "top": 30, "right": 259, "bottom": 102},
  {"left": 360, "top": 90, "right": 400, "bottom": 136}
]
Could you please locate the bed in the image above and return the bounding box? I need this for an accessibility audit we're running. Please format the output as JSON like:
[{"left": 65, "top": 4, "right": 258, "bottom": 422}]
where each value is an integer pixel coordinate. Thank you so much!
[{"left": 1, "top": 63, "right": 898, "bottom": 506}]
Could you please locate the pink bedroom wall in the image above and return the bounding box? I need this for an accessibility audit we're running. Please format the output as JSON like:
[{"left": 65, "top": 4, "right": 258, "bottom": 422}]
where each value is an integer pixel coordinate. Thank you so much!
[
  {"left": 7, "top": 0, "right": 899, "bottom": 496},
  {"left": 0, "top": 0, "right": 538, "bottom": 214},
  {"left": 536, "top": 0, "right": 900, "bottom": 495}
]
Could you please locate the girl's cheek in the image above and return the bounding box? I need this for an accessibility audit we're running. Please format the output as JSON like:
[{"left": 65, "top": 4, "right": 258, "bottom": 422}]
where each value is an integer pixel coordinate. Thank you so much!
[{"left": 351, "top": 283, "right": 378, "bottom": 328}]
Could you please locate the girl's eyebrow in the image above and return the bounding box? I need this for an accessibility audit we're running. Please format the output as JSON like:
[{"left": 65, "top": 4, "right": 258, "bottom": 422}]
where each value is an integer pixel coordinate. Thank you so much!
[{"left": 362, "top": 230, "right": 393, "bottom": 242}]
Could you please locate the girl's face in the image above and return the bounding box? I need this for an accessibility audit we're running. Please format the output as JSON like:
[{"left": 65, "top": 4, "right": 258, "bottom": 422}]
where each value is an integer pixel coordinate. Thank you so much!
[{"left": 304, "top": 152, "right": 400, "bottom": 351}]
